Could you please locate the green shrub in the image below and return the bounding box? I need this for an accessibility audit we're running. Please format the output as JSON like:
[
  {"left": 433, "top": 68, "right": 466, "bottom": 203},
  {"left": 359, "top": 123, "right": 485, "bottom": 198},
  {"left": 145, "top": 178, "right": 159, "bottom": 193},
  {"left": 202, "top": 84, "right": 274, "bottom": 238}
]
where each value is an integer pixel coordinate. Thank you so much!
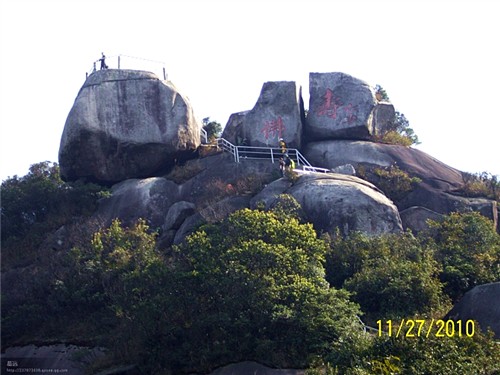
[
  {"left": 426, "top": 211, "right": 500, "bottom": 302},
  {"left": 164, "top": 160, "right": 203, "bottom": 183},
  {"left": 327, "top": 231, "right": 448, "bottom": 323},
  {"left": 461, "top": 171, "right": 500, "bottom": 202},
  {"left": 378, "top": 130, "right": 413, "bottom": 147},
  {"left": 1, "top": 161, "right": 108, "bottom": 268},
  {"left": 372, "top": 164, "right": 421, "bottom": 203}
]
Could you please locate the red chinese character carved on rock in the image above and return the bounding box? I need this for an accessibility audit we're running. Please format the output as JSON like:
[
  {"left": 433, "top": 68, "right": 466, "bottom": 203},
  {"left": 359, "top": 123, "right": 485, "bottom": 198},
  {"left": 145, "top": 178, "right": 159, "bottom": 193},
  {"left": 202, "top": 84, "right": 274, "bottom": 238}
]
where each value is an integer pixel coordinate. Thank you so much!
[
  {"left": 261, "top": 116, "right": 285, "bottom": 140},
  {"left": 317, "top": 89, "right": 358, "bottom": 124}
]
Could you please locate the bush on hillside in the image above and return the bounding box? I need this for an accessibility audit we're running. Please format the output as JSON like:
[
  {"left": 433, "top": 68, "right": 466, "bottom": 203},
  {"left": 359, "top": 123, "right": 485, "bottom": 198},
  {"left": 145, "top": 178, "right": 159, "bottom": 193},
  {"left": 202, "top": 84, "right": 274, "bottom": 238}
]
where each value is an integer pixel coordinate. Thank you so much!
[
  {"left": 425, "top": 211, "right": 500, "bottom": 302},
  {"left": 461, "top": 171, "right": 500, "bottom": 203},
  {"left": 326, "top": 231, "right": 448, "bottom": 323},
  {"left": 68, "top": 209, "right": 362, "bottom": 373},
  {"left": 1, "top": 161, "right": 108, "bottom": 268}
]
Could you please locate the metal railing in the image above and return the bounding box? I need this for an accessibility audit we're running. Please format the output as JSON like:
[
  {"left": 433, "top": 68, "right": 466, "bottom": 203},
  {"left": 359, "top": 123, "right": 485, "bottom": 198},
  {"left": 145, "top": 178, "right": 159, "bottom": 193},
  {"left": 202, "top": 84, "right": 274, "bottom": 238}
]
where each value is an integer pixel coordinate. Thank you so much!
[
  {"left": 211, "top": 137, "right": 332, "bottom": 174},
  {"left": 86, "top": 54, "right": 168, "bottom": 80},
  {"left": 200, "top": 127, "right": 208, "bottom": 144}
]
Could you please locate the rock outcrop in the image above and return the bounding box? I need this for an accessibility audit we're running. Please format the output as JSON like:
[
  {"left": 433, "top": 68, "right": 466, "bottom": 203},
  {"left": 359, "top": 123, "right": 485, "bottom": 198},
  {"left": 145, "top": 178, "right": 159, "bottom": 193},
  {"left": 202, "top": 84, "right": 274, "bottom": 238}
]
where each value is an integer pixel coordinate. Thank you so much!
[
  {"left": 222, "top": 81, "right": 303, "bottom": 148},
  {"left": 372, "top": 102, "right": 396, "bottom": 136},
  {"left": 303, "top": 140, "right": 498, "bottom": 229},
  {"left": 445, "top": 282, "right": 500, "bottom": 339},
  {"left": 304, "top": 140, "right": 465, "bottom": 189},
  {"left": 252, "top": 173, "right": 403, "bottom": 236},
  {"left": 399, "top": 206, "right": 444, "bottom": 233},
  {"left": 59, "top": 69, "right": 201, "bottom": 184},
  {"left": 220, "top": 111, "right": 249, "bottom": 145},
  {"left": 96, "top": 177, "right": 181, "bottom": 229},
  {"left": 306, "top": 72, "right": 376, "bottom": 141}
]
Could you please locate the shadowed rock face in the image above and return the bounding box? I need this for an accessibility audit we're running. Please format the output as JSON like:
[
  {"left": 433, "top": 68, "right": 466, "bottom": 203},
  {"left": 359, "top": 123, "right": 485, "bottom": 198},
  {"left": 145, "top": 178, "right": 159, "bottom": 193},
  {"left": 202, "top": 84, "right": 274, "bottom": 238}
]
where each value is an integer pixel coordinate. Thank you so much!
[
  {"left": 306, "top": 72, "right": 376, "bottom": 141},
  {"left": 445, "top": 282, "right": 500, "bottom": 339},
  {"left": 59, "top": 69, "right": 200, "bottom": 184},
  {"left": 96, "top": 177, "right": 181, "bottom": 229}
]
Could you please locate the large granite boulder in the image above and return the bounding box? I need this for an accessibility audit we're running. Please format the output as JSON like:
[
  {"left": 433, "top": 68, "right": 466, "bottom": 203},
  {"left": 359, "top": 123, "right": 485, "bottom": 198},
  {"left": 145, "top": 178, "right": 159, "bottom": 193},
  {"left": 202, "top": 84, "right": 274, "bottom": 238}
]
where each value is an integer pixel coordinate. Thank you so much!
[
  {"left": 96, "top": 177, "right": 181, "bottom": 229},
  {"left": 306, "top": 72, "right": 376, "bottom": 141},
  {"left": 303, "top": 140, "right": 498, "bottom": 230},
  {"left": 445, "top": 282, "right": 500, "bottom": 339},
  {"left": 221, "top": 111, "right": 249, "bottom": 145},
  {"left": 372, "top": 102, "right": 396, "bottom": 136},
  {"left": 252, "top": 173, "right": 402, "bottom": 236},
  {"left": 59, "top": 69, "right": 201, "bottom": 184},
  {"left": 304, "top": 140, "right": 497, "bottom": 223},
  {"left": 304, "top": 140, "right": 464, "bottom": 190},
  {"left": 221, "top": 81, "right": 303, "bottom": 148}
]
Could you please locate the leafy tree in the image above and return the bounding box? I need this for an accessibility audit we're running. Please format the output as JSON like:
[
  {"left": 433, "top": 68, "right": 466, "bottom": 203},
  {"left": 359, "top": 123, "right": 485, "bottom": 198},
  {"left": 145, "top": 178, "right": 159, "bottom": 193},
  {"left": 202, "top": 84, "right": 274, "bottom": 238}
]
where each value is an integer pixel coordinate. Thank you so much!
[
  {"left": 202, "top": 117, "right": 222, "bottom": 141},
  {"left": 166, "top": 208, "right": 362, "bottom": 371},
  {"left": 82, "top": 209, "right": 362, "bottom": 373},
  {"left": 327, "top": 231, "right": 448, "bottom": 323},
  {"left": 310, "top": 328, "right": 500, "bottom": 374},
  {"left": 374, "top": 84, "right": 390, "bottom": 101},
  {"left": 426, "top": 211, "right": 500, "bottom": 302},
  {"left": 1, "top": 161, "right": 108, "bottom": 267}
]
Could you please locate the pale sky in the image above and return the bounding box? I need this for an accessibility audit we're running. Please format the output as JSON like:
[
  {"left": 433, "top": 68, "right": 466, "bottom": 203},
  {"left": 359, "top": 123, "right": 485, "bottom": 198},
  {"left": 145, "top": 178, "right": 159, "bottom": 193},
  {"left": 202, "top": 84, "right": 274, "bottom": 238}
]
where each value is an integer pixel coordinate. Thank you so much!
[{"left": 1, "top": 0, "right": 499, "bottom": 182}]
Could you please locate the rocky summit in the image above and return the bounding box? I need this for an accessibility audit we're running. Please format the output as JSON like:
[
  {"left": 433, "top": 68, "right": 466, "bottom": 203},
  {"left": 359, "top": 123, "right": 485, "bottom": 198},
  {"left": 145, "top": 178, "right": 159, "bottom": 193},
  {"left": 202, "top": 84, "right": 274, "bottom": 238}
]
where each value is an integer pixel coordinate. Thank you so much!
[
  {"left": 59, "top": 69, "right": 200, "bottom": 184},
  {"left": 58, "top": 68, "right": 498, "bottom": 238}
]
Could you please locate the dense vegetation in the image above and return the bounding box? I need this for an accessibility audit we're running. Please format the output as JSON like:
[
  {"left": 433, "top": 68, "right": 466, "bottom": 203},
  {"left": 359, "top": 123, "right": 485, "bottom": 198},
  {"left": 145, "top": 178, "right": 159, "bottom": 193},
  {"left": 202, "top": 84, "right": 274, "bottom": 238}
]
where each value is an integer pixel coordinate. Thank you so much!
[{"left": 1, "top": 163, "right": 499, "bottom": 374}]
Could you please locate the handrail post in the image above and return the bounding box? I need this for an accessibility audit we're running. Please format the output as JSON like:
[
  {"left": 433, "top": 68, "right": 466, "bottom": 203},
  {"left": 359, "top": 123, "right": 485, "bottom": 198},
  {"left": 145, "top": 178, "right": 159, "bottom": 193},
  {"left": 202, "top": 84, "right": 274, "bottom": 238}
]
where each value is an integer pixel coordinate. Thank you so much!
[
  {"left": 271, "top": 149, "right": 274, "bottom": 163},
  {"left": 235, "top": 146, "right": 240, "bottom": 162},
  {"left": 118, "top": 55, "right": 120, "bottom": 69}
]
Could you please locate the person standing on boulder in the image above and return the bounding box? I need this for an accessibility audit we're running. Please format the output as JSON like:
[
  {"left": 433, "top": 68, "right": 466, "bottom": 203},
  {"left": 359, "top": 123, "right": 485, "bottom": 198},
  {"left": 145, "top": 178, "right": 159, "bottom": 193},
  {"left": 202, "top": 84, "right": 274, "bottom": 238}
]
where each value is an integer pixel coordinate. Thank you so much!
[
  {"left": 279, "top": 157, "right": 286, "bottom": 176},
  {"left": 284, "top": 154, "right": 292, "bottom": 171},
  {"left": 279, "top": 138, "right": 287, "bottom": 154},
  {"left": 99, "top": 53, "right": 108, "bottom": 70}
]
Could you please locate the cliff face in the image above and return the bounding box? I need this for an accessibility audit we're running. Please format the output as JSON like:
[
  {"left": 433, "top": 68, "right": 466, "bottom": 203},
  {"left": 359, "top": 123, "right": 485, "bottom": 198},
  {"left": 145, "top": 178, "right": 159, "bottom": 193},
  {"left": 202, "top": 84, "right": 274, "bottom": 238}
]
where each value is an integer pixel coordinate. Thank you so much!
[{"left": 59, "top": 69, "right": 200, "bottom": 184}]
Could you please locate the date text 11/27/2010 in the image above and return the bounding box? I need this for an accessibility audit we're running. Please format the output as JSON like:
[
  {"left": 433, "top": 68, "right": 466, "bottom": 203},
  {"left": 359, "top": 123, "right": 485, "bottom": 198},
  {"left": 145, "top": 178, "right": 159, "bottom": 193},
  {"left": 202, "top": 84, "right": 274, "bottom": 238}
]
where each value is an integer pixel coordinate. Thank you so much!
[{"left": 376, "top": 319, "right": 475, "bottom": 338}]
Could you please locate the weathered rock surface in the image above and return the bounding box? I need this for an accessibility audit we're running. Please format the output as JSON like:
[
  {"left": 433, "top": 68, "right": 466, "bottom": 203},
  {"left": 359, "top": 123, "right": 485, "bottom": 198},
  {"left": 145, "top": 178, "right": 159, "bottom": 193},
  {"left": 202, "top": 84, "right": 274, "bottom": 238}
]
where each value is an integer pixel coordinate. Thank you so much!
[
  {"left": 445, "top": 282, "right": 500, "bottom": 339},
  {"left": 173, "top": 196, "right": 251, "bottom": 244},
  {"left": 222, "top": 81, "right": 303, "bottom": 148},
  {"left": 306, "top": 72, "right": 376, "bottom": 141},
  {"left": 96, "top": 177, "right": 180, "bottom": 229},
  {"left": 303, "top": 140, "right": 464, "bottom": 190},
  {"left": 330, "top": 164, "right": 356, "bottom": 176},
  {"left": 304, "top": 140, "right": 498, "bottom": 230},
  {"left": 253, "top": 173, "right": 402, "bottom": 236},
  {"left": 250, "top": 178, "right": 293, "bottom": 210},
  {"left": 162, "top": 201, "right": 196, "bottom": 231},
  {"left": 372, "top": 102, "right": 396, "bottom": 136},
  {"left": 400, "top": 185, "right": 498, "bottom": 229},
  {"left": 399, "top": 206, "right": 444, "bottom": 233},
  {"left": 59, "top": 69, "right": 200, "bottom": 184},
  {"left": 221, "top": 111, "right": 249, "bottom": 145}
]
